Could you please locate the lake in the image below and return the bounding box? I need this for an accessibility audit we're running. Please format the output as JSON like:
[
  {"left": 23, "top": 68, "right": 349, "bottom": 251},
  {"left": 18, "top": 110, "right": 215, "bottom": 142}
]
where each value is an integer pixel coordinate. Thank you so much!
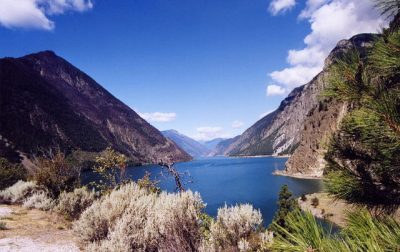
[{"left": 81, "top": 156, "right": 325, "bottom": 226}]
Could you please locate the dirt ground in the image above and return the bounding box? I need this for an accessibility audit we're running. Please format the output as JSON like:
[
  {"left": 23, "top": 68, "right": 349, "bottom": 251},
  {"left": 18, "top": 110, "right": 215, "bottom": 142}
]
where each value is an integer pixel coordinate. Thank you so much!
[
  {"left": 298, "top": 192, "right": 400, "bottom": 228},
  {"left": 298, "top": 192, "right": 354, "bottom": 227},
  {"left": 0, "top": 204, "right": 80, "bottom": 251}
]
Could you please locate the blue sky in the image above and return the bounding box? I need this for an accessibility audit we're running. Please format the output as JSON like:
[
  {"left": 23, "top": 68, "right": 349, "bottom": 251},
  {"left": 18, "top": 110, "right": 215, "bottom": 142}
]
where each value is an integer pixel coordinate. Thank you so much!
[{"left": 0, "top": 0, "right": 386, "bottom": 141}]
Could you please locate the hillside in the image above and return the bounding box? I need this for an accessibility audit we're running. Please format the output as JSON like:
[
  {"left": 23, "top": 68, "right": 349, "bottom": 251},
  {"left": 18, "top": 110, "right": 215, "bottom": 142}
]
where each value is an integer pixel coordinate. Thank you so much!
[
  {"left": 214, "top": 34, "right": 375, "bottom": 164},
  {"left": 207, "top": 136, "right": 240, "bottom": 156},
  {"left": 161, "top": 130, "right": 210, "bottom": 157},
  {"left": 0, "top": 51, "right": 193, "bottom": 166}
]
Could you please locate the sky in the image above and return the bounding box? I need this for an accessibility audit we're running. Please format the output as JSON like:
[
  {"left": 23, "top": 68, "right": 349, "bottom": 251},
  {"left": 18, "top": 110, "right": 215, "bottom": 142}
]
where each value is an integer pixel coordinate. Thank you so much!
[{"left": 0, "top": 0, "right": 388, "bottom": 141}]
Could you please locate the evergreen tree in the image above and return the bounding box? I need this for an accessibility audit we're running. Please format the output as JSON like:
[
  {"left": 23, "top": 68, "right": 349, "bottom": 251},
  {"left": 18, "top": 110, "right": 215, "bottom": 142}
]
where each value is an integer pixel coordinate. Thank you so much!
[
  {"left": 323, "top": 2, "right": 400, "bottom": 215},
  {"left": 268, "top": 184, "right": 299, "bottom": 236}
]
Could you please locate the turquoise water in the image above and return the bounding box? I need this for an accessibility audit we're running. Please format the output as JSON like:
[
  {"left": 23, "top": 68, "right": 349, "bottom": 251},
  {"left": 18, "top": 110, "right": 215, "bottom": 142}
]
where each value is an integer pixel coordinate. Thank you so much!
[{"left": 81, "top": 156, "right": 325, "bottom": 225}]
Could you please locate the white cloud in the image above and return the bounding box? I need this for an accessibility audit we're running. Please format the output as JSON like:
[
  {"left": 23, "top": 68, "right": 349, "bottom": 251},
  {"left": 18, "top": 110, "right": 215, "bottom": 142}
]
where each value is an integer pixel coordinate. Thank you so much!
[
  {"left": 192, "top": 127, "right": 231, "bottom": 141},
  {"left": 270, "top": 0, "right": 387, "bottom": 92},
  {"left": 266, "top": 84, "right": 286, "bottom": 96},
  {"left": 259, "top": 110, "right": 274, "bottom": 119},
  {"left": 0, "top": 0, "right": 93, "bottom": 30},
  {"left": 269, "top": 0, "right": 296, "bottom": 15},
  {"left": 139, "top": 112, "right": 177, "bottom": 123},
  {"left": 232, "top": 121, "right": 244, "bottom": 128}
]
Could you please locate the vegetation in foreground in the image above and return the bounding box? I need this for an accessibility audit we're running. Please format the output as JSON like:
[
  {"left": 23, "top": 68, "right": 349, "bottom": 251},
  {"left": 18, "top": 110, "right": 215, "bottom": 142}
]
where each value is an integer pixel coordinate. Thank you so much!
[{"left": 1, "top": 1, "right": 400, "bottom": 251}]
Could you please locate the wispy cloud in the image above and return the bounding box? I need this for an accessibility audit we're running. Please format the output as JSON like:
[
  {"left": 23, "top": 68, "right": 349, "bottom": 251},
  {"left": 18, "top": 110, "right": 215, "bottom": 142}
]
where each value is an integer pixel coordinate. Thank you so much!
[
  {"left": 0, "top": 0, "right": 93, "bottom": 30},
  {"left": 232, "top": 121, "right": 244, "bottom": 128},
  {"left": 266, "top": 84, "right": 286, "bottom": 96},
  {"left": 192, "top": 127, "right": 231, "bottom": 141},
  {"left": 269, "top": 0, "right": 386, "bottom": 92},
  {"left": 138, "top": 112, "right": 177, "bottom": 123},
  {"left": 269, "top": 0, "right": 296, "bottom": 16}
]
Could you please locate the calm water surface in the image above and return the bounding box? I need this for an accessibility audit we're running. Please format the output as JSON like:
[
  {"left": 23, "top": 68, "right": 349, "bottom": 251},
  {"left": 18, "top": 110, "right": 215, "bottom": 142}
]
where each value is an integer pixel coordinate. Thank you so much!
[{"left": 82, "top": 156, "right": 325, "bottom": 225}]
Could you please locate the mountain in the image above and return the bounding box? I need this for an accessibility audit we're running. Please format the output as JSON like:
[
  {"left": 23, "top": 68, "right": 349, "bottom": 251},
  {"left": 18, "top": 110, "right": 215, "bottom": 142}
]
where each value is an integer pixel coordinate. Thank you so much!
[
  {"left": 207, "top": 136, "right": 240, "bottom": 156},
  {"left": 216, "top": 34, "right": 375, "bottom": 164},
  {"left": 200, "top": 138, "right": 227, "bottom": 150},
  {"left": 161, "top": 130, "right": 210, "bottom": 157},
  {"left": 0, "top": 51, "right": 193, "bottom": 166}
]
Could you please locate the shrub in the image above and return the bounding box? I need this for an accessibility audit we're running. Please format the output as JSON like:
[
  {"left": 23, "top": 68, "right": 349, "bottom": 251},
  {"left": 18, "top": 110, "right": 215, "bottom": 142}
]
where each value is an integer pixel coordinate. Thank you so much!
[
  {"left": 0, "top": 158, "right": 27, "bottom": 190},
  {"left": 34, "top": 151, "right": 80, "bottom": 198},
  {"left": 23, "top": 191, "right": 54, "bottom": 211},
  {"left": 0, "top": 180, "right": 44, "bottom": 204},
  {"left": 311, "top": 197, "right": 319, "bottom": 207},
  {"left": 74, "top": 182, "right": 204, "bottom": 251},
  {"left": 55, "top": 187, "right": 96, "bottom": 220},
  {"left": 0, "top": 222, "right": 6, "bottom": 230},
  {"left": 210, "top": 204, "right": 263, "bottom": 250}
]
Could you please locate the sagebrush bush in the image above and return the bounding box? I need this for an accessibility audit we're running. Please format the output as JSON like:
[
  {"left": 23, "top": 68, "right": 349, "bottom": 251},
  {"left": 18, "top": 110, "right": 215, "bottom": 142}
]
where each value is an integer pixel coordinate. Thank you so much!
[
  {"left": 74, "top": 182, "right": 204, "bottom": 251},
  {"left": 55, "top": 187, "right": 96, "bottom": 220},
  {"left": 209, "top": 204, "right": 263, "bottom": 250},
  {"left": 0, "top": 180, "right": 44, "bottom": 204},
  {"left": 23, "top": 191, "right": 54, "bottom": 211}
]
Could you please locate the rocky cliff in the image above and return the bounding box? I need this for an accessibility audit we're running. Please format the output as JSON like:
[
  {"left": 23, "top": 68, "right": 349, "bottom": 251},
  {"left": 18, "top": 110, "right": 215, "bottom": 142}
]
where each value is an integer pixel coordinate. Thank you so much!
[
  {"left": 0, "top": 51, "right": 193, "bottom": 165},
  {"left": 210, "top": 34, "right": 376, "bottom": 176},
  {"left": 282, "top": 34, "right": 376, "bottom": 177}
]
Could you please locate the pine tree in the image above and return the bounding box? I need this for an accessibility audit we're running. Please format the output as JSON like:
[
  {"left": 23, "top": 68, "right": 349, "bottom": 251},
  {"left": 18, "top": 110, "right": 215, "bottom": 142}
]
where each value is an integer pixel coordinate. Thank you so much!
[
  {"left": 323, "top": 2, "right": 400, "bottom": 215},
  {"left": 268, "top": 184, "right": 299, "bottom": 236}
]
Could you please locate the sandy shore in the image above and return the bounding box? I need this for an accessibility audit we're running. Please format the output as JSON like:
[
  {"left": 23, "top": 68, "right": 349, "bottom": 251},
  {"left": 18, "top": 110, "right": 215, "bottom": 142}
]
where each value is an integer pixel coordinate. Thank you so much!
[
  {"left": 273, "top": 170, "right": 323, "bottom": 179},
  {"left": 298, "top": 192, "right": 354, "bottom": 227}
]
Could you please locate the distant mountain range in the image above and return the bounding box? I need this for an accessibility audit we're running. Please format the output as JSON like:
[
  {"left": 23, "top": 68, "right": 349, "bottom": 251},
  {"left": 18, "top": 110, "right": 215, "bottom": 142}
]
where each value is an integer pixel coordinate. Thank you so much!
[
  {"left": 199, "top": 138, "right": 227, "bottom": 150},
  {"left": 0, "top": 51, "right": 193, "bottom": 167},
  {"left": 161, "top": 130, "right": 210, "bottom": 157}
]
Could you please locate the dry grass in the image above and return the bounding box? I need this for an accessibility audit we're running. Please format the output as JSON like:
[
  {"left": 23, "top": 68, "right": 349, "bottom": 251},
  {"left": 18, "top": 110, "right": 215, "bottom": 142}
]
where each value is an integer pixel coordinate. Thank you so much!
[{"left": 0, "top": 204, "right": 79, "bottom": 251}]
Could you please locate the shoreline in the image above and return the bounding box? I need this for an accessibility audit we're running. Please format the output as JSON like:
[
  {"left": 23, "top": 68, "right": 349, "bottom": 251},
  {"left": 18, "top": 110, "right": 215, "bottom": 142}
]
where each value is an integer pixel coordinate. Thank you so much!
[
  {"left": 297, "top": 192, "right": 350, "bottom": 228},
  {"left": 272, "top": 170, "right": 323, "bottom": 180},
  {"left": 230, "top": 154, "right": 291, "bottom": 159}
]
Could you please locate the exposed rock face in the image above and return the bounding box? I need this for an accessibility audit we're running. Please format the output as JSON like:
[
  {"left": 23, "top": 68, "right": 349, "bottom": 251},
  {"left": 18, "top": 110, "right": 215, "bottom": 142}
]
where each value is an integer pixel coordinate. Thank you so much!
[
  {"left": 0, "top": 51, "right": 192, "bottom": 165},
  {"left": 282, "top": 100, "right": 349, "bottom": 177},
  {"left": 211, "top": 34, "right": 376, "bottom": 177},
  {"left": 214, "top": 72, "right": 327, "bottom": 157},
  {"left": 161, "top": 130, "right": 210, "bottom": 157},
  {"left": 282, "top": 33, "right": 376, "bottom": 177}
]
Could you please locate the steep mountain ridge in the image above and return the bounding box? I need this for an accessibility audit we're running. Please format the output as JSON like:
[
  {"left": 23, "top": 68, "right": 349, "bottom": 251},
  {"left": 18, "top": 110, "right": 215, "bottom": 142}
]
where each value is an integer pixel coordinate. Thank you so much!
[
  {"left": 161, "top": 130, "right": 210, "bottom": 157},
  {"left": 210, "top": 34, "right": 376, "bottom": 166},
  {"left": 0, "top": 51, "right": 192, "bottom": 165}
]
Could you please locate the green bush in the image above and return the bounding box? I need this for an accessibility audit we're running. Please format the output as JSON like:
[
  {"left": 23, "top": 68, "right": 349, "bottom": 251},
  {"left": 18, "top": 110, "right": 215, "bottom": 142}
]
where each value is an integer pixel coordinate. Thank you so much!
[
  {"left": 0, "top": 158, "right": 27, "bottom": 190},
  {"left": 311, "top": 197, "right": 319, "bottom": 207},
  {"left": 0, "top": 222, "right": 6, "bottom": 230}
]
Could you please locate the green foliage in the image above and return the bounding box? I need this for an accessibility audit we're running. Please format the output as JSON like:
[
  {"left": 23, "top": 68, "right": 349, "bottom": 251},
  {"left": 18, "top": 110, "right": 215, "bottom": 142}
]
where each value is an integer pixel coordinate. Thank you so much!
[
  {"left": 0, "top": 158, "right": 27, "bottom": 190},
  {"left": 0, "top": 222, "right": 6, "bottom": 230},
  {"left": 136, "top": 171, "right": 161, "bottom": 194},
  {"left": 374, "top": 0, "right": 400, "bottom": 19},
  {"left": 268, "top": 184, "right": 299, "bottom": 237},
  {"left": 90, "top": 147, "right": 131, "bottom": 195},
  {"left": 324, "top": 18, "right": 400, "bottom": 214},
  {"left": 311, "top": 197, "right": 319, "bottom": 207},
  {"left": 271, "top": 208, "right": 400, "bottom": 251},
  {"left": 34, "top": 151, "right": 80, "bottom": 198}
]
